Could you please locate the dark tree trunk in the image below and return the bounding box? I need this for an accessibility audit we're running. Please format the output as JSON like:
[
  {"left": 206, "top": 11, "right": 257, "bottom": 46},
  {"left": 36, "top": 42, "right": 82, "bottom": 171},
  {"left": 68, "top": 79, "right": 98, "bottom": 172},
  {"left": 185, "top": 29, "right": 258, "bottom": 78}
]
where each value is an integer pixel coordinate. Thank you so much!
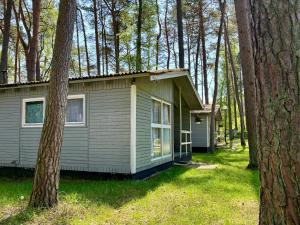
[
  {"left": 233, "top": 98, "right": 238, "bottom": 130},
  {"left": 209, "top": 0, "right": 225, "bottom": 152},
  {"left": 93, "top": 0, "right": 101, "bottom": 75},
  {"left": 155, "top": 0, "right": 161, "bottom": 70},
  {"left": 28, "top": 0, "right": 76, "bottom": 208},
  {"left": 199, "top": 0, "right": 209, "bottom": 104},
  {"left": 250, "top": 1, "right": 300, "bottom": 223},
  {"left": 27, "top": 0, "right": 41, "bottom": 82},
  {"left": 194, "top": 2, "right": 202, "bottom": 91},
  {"left": 0, "top": 0, "right": 12, "bottom": 84},
  {"left": 224, "top": 27, "right": 233, "bottom": 141},
  {"left": 164, "top": 0, "right": 170, "bottom": 69},
  {"left": 136, "top": 0, "right": 142, "bottom": 71},
  {"left": 225, "top": 20, "right": 246, "bottom": 146},
  {"left": 78, "top": 7, "right": 90, "bottom": 77},
  {"left": 75, "top": 11, "right": 82, "bottom": 77},
  {"left": 176, "top": 0, "right": 184, "bottom": 68},
  {"left": 234, "top": 0, "right": 258, "bottom": 168}
]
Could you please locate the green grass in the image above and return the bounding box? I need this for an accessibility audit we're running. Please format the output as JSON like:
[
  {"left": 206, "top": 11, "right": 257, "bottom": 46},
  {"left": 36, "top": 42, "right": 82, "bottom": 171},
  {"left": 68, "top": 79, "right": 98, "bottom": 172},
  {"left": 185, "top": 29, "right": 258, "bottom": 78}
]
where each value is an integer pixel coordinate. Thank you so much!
[{"left": 0, "top": 144, "right": 259, "bottom": 225}]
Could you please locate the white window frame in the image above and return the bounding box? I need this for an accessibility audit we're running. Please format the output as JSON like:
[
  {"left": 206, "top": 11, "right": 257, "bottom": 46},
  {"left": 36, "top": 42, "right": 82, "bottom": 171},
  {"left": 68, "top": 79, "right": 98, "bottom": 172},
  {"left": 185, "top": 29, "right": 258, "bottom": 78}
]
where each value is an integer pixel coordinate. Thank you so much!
[
  {"left": 65, "top": 94, "right": 86, "bottom": 127},
  {"left": 22, "top": 97, "right": 46, "bottom": 128},
  {"left": 151, "top": 97, "right": 172, "bottom": 160}
]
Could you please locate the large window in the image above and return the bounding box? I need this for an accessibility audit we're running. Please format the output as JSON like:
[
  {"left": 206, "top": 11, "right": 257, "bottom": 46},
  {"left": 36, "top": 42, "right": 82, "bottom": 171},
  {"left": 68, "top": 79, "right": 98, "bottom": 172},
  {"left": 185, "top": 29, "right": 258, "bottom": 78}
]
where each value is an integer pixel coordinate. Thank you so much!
[
  {"left": 22, "top": 98, "right": 45, "bottom": 127},
  {"left": 22, "top": 95, "right": 85, "bottom": 128},
  {"left": 151, "top": 98, "right": 171, "bottom": 159},
  {"left": 66, "top": 95, "right": 85, "bottom": 126}
]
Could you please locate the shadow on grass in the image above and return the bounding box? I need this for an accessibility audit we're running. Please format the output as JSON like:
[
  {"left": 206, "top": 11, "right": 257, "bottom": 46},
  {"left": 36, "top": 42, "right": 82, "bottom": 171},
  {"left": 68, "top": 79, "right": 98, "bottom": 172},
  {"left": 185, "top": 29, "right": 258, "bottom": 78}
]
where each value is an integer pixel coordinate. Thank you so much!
[{"left": 0, "top": 207, "right": 43, "bottom": 225}]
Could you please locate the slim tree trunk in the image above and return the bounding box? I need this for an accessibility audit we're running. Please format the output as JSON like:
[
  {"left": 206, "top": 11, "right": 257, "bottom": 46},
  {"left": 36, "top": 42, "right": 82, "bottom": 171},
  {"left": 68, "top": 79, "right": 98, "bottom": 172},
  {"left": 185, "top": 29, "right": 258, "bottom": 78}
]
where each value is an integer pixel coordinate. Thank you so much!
[
  {"left": 194, "top": 2, "right": 202, "bottom": 91},
  {"left": 224, "top": 27, "right": 233, "bottom": 141},
  {"left": 209, "top": 0, "right": 225, "bottom": 152},
  {"left": 75, "top": 11, "right": 82, "bottom": 77},
  {"left": 164, "top": 0, "right": 170, "bottom": 69},
  {"left": 78, "top": 7, "right": 90, "bottom": 77},
  {"left": 176, "top": 0, "right": 184, "bottom": 68},
  {"left": 225, "top": 20, "right": 246, "bottom": 146},
  {"left": 233, "top": 98, "right": 238, "bottom": 130},
  {"left": 136, "top": 0, "right": 142, "bottom": 71},
  {"left": 155, "top": 0, "right": 161, "bottom": 70},
  {"left": 0, "top": 0, "right": 12, "bottom": 84},
  {"left": 251, "top": 0, "right": 300, "bottom": 223},
  {"left": 93, "top": 0, "right": 101, "bottom": 75},
  {"left": 199, "top": 0, "right": 209, "bottom": 104},
  {"left": 29, "top": 0, "right": 76, "bottom": 208}
]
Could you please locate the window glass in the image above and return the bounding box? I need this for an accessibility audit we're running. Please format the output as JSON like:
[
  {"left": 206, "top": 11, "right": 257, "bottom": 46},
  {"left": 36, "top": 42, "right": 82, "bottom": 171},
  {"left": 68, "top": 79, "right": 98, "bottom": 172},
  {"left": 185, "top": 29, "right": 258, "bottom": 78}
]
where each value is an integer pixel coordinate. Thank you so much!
[
  {"left": 162, "top": 104, "right": 170, "bottom": 125},
  {"left": 152, "top": 100, "right": 161, "bottom": 124},
  {"left": 25, "top": 101, "right": 44, "bottom": 124},
  {"left": 66, "top": 98, "right": 84, "bottom": 123},
  {"left": 162, "top": 128, "right": 171, "bottom": 155},
  {"left": 152, "top": 128, "right": 161, "bottom": 158}
]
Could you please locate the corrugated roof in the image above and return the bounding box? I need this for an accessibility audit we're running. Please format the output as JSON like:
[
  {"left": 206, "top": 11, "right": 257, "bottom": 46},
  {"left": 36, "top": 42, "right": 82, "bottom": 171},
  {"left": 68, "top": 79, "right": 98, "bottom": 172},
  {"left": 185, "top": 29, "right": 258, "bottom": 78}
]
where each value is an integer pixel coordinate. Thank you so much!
[{"left": 0, "top": 69, "right": 189, "bottom": 89}]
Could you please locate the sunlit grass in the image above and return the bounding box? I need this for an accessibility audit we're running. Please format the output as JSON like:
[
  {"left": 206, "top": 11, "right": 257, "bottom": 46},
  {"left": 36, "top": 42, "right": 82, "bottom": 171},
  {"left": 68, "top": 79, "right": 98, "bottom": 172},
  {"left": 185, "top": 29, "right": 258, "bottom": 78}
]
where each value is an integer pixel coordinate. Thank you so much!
[{"left": 0, "top": 143, "right": 259, "bottom": 225}]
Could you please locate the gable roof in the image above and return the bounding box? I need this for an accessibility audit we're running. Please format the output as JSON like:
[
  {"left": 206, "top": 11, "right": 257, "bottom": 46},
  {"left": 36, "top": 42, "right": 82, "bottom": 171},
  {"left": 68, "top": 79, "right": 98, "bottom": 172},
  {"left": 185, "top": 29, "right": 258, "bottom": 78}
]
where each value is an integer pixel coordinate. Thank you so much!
[
  {"left": 191, "top": 104, "right": 222, "bottom": 121},
  {"left": 0, "top": 69, "right": 203, "bottom": 110}
]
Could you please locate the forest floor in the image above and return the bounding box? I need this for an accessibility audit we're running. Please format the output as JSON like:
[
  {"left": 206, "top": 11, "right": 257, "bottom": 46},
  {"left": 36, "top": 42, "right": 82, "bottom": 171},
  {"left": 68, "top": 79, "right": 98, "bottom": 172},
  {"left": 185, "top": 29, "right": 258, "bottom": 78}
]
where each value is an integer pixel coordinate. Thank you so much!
[{"left": 0, "top": 142, "right": 259, "bottom": 225}]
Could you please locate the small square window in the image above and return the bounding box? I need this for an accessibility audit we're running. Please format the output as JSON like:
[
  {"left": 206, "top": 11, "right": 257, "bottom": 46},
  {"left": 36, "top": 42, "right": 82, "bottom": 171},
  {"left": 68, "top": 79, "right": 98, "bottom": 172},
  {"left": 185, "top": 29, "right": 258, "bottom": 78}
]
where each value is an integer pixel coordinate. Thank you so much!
[
  {"left": 66, "top": 95, "right": 85, "bottom": 125},
  {"left": 22, "top": 98, "right": 45, "bottom": 127}
]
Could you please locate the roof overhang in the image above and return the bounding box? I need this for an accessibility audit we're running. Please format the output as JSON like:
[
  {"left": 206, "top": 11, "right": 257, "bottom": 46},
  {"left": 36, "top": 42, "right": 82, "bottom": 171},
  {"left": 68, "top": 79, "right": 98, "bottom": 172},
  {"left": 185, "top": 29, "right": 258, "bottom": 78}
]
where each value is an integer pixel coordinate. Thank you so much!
[{"left": 150, "top": 70, "right": 204, "bottom": 110}]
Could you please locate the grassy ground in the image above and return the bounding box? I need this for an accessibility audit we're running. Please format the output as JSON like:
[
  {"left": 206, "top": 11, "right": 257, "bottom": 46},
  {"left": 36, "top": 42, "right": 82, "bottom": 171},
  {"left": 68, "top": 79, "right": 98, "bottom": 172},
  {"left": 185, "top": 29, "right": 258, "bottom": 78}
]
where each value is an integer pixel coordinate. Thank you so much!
[{"left": 0, "top": 144, "right": 259, "bottom": 225}]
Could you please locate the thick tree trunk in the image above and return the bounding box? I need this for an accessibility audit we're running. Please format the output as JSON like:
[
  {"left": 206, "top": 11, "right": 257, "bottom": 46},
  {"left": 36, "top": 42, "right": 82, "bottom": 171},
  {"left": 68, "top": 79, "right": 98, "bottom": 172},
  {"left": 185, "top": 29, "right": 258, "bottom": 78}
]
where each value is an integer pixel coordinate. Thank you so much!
[
  {"left": 93, "top": 0, "right": 101, "bottom": 75},
  {"left": 199, "top": 0, "right": 209, "bottom": 104},
  {"left": 224, "top": 26, "right": 233, "bottom": 142},
  {"left": 209, "top": 0, "right": 225, "bottom": 152},
  {"left": 0, "top": 0, "right": 12, "bottom": 84},
  {"left": 136, "top": 0, "right": 142, "bottom": 71},
  {"left": 225, "top": 21, "right": 246, "bottom": 146},
  {"left": 29, "top": 0, "right": 76, "bottom": 208},
  {"left": 176, "top": 0, "right": 184, "bottom": 68},
  {"left": 78, "top": 8, "right": 90, "bottom": 77},
  {"left": 164, "top": 0, "right": 170, "bottom": 69},
  {"left": 251, "top": 1, "right": 300, "bottom": 223}
]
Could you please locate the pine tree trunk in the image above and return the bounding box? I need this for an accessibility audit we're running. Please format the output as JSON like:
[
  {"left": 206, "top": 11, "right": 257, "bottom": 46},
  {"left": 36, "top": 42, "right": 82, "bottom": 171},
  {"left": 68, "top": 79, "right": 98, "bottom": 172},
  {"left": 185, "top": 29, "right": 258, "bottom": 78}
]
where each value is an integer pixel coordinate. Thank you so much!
[
  {"left": 136, "top": 0, "right": 142, "bottom": 71},
  {"left": 78, "top": 7, "right": 90, "bottom": 77},
  {"left": 251, "top": 1, "right": 300, "bottom": 223},
  {"left": 155, "top": 0, "right": 161, "bottom": 70},
  {"left": 75, "top": 11, "right": 82, "bottom": 77},
  {"left": 176, "top": 0, "right": 184, "bottom": 68},
  {"left": 29, "top": 0, "right": 76, "bottom": 208},
  {"left": 225, "top": 20, "right": 246, "bottom": 146},
  {"left": 93, "top": 0, "right": 101, "bottom": 76},
  {"left": 199, "top": 0, "right": 209, "bottom": 104},
  {"left": 224, "top": 26, "right": 233, "bottom": 141},
  {"left": 0, "top": 0, "right": 12, "bottom": 84},
  {"left": 164, "top": 0, "right": 170, "bottom": 69},
  {"left": 209, "top": 0, "right": 225, "bottom": 152}
]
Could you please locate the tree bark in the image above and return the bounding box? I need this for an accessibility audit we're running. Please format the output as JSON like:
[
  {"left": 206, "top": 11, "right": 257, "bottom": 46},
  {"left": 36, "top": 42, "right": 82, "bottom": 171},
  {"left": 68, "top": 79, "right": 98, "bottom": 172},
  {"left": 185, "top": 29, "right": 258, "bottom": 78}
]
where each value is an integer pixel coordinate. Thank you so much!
[
  {"left": 199, "top": 0, "right": 209, "bottom": 104},
  {"left": 224, "top": 26, "right": 233, "bottom": 141},
  {"left": 0, "top": 0, "right": 12, "bottom": 84},
  {"left": 75, "top": 11, "right": 82, "bottom": 77},
  {"left": 225, "top": 20, "right": 246, "bottom": 146},
  {"left": 209, "top": 0, "right": 225, "bottom": 152},
  {"left": 164, "top": 0, "right": 170, "bottom": 69},
  {"left": 176, "top": 0, "right": 184, "bottom": 68},
  {"left": 155, "top": 0, "right": 161, "bottom": 70},
  {"left": 194, "top": 2, "right": 202, "bottom": 91},
  {"left": 251, "top": 1, "right": 300, "bottom": 223},
  {"left": 78, "top": 7, "right": 90, "bottom": 77},
  {"left": 93, "top": 0, "right": 101, "bottom": 75},
  {"left": 234, "top": 0, "right": 258, "bottom": 168},
  {"left": 136, "top": 0, "right": 142, "bottom": 71},
  {"left": 29, "top": 0, "right": 76, "bottom": 208}
]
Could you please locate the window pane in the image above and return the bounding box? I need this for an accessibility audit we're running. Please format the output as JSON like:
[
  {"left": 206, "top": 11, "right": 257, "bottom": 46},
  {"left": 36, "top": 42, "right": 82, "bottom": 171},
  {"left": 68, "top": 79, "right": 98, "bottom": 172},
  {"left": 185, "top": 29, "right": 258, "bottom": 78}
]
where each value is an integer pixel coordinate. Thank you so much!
[
  {"left": 152, "top": 128, "right": 161, "bottom": 158},
  {"left": 152, "top": 100, "right": 161, "bottom": 124},
  {"left": 163, "top": 128, "right": 171, "bottom": 155},
  {"left": 25, "top": 101, "right": 44, "bottom": 124},
  {"left": 66, "top": 98, "right": 84, "bottom": 123},
  {"left": 163, "top": 104, "right": 170, "bottom": 124}
]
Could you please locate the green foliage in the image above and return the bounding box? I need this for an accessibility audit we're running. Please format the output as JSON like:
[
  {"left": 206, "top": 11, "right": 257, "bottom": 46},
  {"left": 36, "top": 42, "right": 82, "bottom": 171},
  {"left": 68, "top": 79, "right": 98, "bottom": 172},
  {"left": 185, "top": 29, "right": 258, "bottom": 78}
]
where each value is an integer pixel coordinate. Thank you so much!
[{"left": 0, "top": 144, "right": 259, "bottom": 225}]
